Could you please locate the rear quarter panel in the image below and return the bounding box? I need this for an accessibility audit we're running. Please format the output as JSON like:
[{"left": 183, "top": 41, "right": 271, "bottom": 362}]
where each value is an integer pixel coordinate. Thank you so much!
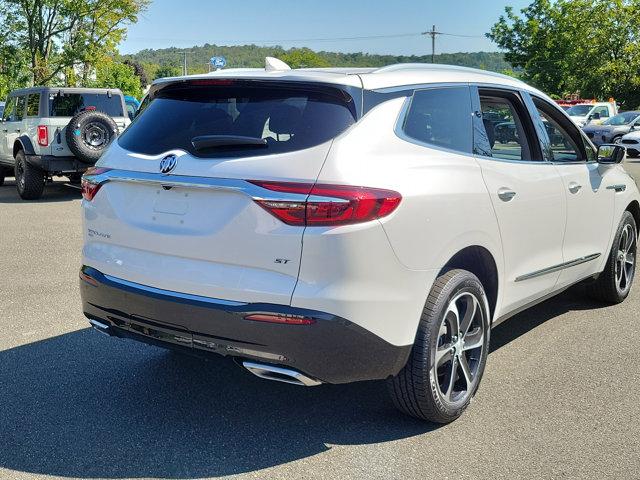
[{"left": 292, "top": 97, "right": 504, "bottom": 346}]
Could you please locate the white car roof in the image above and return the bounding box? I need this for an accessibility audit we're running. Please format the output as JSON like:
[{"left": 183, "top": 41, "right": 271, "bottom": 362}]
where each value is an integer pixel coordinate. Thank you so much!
[{"left": 152, "top": 61, "right": 545, "bottom": 96}]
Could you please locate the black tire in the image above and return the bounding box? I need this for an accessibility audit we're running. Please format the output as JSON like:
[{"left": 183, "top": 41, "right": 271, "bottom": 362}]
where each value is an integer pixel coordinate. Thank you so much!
[
  {"left": 587, "top": 211, "right": 637, "bottom": 303},
  {"left": 14, "top": 150, "right": 45, "bottom": 200},
  {"left": 65, "top": 110, "right": 118, "bottom": 164},
  {"left": 388, "top": 269, "right": 491, "bottom": 423}
]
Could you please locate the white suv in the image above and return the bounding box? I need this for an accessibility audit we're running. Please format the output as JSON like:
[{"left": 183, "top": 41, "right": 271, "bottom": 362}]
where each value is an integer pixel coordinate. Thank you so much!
[{"left": 79, "top": 61, "right": 639, "bottom": 423}]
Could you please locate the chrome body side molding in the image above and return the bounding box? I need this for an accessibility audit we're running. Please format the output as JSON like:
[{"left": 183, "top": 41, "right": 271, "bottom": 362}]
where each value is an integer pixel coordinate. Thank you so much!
[{"left": 515, "top": 253, "right": 601, "bottom": 282}]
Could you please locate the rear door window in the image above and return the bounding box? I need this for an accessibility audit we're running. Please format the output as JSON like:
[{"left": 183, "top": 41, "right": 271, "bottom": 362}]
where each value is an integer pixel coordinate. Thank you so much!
[
  {"left": 401, "top": 86, "right": 473, "bottom": 153},
  {"left": 476, "top": 90, "right": 537, "bottom": 161},
  {"left": 13, "top": 96, "right": 26, "bottom": 122},
  {"left": 48, "top": 92, "right": 124, "bottom": 117},
  {"left": 118, "top": 81, "right": 358, "bottom": 158}
]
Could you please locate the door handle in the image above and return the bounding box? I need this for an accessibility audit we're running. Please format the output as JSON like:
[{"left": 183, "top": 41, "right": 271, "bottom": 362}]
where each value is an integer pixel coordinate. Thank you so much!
[
  {"left": 14, "top": 129, "right": 20, "bottom": 133},
  {"left": 497, "top": 188, "right": 517, "bottom": 202},
  {"left": 568, "top": 182, "right": 582, "bottom": 194}
]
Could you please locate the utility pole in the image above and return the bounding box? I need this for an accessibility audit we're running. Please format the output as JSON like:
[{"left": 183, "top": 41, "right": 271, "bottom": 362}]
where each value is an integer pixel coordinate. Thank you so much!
[
  {"left": 422, "top": 25, "right": 441, "bottom": 63},
  {"left": 180, "top": 51, "right": 188, "bottom": 76}
]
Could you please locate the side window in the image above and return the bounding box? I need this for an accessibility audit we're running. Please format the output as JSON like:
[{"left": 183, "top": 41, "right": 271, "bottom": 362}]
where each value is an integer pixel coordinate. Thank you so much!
[
  {"left": 13, "top": 96, "right": 26, "bottom": 122},
  {"left": 26, "top": 93, "right": 40, "bottom": 117},
  {"left": 478, "top": 93, "right": 534, "bottom": 161},
  {"left": 402, "top": 86, "right": 473, "bottom": 154},
  {"left": 532, "top": 99, "right": 585, "bottom": 163},
  {"left": 2, "top": 97, "right": 16, "bottom": 121},
  {"left": 593, "top": 106, "right": 609, "bottom": 118}
]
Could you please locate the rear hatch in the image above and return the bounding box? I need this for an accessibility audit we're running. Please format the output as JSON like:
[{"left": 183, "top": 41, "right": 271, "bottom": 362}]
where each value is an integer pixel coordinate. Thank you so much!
[
  {"left": 83, "top": 79, "right": 360, "bottom": 304},
  {"left": 45, "top": 90, "right": 128, "bottom": 156}
]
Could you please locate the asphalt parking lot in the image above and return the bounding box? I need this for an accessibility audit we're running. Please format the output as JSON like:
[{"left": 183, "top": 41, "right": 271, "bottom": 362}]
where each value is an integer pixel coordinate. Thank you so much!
[{"left": 1, "top": 164, "right": 640, "bottom": 480}]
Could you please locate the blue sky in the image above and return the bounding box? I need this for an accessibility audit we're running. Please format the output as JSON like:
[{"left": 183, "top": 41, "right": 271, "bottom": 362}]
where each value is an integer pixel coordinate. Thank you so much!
[{"left": 120, "top": 0, "right": 532, "bottom": 55}]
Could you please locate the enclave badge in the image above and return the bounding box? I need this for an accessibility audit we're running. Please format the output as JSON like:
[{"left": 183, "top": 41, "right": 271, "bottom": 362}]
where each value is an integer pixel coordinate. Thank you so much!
[{"left": 159, "top": 154, "right": 177, "bottom": 174}]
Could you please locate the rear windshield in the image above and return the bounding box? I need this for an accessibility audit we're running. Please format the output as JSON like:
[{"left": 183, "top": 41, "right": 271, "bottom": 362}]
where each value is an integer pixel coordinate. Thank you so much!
[
  {"left": 118, "top": 81, "right": 358, "bottom": 158},
  {"left": 48, "top": 92, "right": 124, "bottom": 117}
]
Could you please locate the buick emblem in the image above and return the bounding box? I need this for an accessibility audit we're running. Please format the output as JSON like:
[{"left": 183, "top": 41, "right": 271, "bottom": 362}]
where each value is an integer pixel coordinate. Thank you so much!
[{"left": 159, "top": 154, "right": 177, "bottom": 174}]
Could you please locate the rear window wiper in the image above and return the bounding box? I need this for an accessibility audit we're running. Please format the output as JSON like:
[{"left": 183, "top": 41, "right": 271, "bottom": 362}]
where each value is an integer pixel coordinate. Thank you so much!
[{"left": 191, "top": 135, "right": 268, "bottom": 151}]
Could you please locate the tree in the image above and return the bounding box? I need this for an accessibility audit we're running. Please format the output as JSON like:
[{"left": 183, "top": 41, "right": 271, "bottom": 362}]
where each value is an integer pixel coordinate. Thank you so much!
[
  {"left": 488, "top": 0, "right": 640, "bottom": 107},
  {"left": 123, "top": 58, "right": 148, "bottom": 87},
  {"left": 92, "top": 59, "right": 142, "bottom": 98},
  {"left": 153, "top": 65, "right": 181, "bottom": 80},
  {"left": 0, "top": 0, "right": 149, "bottom": 86},
  {"left": 278, "top": 48, "right": 331, "bottom": 68}
]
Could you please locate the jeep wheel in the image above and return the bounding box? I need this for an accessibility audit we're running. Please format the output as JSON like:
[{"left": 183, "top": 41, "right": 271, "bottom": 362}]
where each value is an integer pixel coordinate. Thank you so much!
[
  {"left": 388, "top": 269, "right": 490, "bottom": 423},
  {"left": 66, "top": 110, "right": 119, "bottom": 164},
  {"left": 15, "top": 150, "right": 45, "bottom": 200}
]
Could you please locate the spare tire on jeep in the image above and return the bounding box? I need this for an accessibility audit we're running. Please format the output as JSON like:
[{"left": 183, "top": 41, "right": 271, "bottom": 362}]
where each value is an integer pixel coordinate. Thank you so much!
[{"left": 66, "top": 110, "right": 119, "bottom": 164}]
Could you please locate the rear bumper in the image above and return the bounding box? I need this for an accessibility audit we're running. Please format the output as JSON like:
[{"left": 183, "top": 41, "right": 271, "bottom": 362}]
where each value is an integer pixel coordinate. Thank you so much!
[
  {"left": 27, "top": 154, "right": 90, "bottom": 173},
  {"left": 80, "top": 266, "right": 411, "bottom": 384}
]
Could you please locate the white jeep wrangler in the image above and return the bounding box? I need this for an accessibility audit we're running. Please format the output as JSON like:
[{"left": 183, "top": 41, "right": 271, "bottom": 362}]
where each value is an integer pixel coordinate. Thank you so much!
[{"left": 0, "top": 87, "right": 130, "bottom": 199}]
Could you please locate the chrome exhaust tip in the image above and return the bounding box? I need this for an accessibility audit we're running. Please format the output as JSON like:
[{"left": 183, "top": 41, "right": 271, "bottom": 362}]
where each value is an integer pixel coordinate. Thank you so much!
[
  {"left": 242, "top": 361, "right": 321, "bottom": 387},
  {"left": 89, "top": 319, "right": 112, "bottom": 336}
]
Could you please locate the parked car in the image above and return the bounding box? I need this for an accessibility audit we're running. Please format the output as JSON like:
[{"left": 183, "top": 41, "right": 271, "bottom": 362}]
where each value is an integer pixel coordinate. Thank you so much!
[
  {"left": 0, "top": 101, "right": 4, "bottom": 118},
  {"left": 566, "top": 101, "right": 618, "bottom": 127},
  {"left": 0, "top": 87, "right": 130, "bottom": 198},
  {"left": 619, "top": 130, "right": 640, "bottom": 158},
  {"left": 582, "top": 111, "right": 640, "bottom": 146},
  {"left": 79, "top": 60, "right": 639, "bottom": 423}
]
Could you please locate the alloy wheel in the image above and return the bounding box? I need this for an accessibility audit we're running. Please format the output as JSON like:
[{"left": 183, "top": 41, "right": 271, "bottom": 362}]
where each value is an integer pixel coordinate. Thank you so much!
[
  {"left": 615, "top": 223, "right": 636, "bottom": 294},
  {"left": 433, "top": 292, "right": 486, "bottom": 404}
]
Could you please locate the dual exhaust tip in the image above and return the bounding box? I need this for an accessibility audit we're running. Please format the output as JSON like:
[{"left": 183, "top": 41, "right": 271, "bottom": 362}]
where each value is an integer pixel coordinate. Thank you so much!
[{"left": 89, "top": 319, "right": 321, "bottom": 387}]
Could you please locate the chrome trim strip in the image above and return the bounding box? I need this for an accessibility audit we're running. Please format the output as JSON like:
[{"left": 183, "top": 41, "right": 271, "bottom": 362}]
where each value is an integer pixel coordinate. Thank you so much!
[
  {"left": 103, "top": 273, "right": 247, "bottom": 307},
  {"left": 606, "top": 184, "right": 627, "bottom": 192},
  {"left": 515, "top": 253, "right": 601, "bottom": 282},
  {"left": 84, "top": 169, "right": 310, "bottom": 202}
]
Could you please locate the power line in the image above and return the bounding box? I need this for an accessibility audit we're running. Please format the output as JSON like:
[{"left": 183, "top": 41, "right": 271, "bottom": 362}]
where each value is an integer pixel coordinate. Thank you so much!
[{"left": 127, "top": 30, "right": 486, "bottom": 46}]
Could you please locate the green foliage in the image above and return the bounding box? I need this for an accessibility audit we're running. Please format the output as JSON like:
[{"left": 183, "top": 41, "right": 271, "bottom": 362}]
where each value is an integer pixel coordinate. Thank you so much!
[
  {"left": 488, "top": 0, "right": 640, "bottom": 107},
  {"left": 0, "top": 0, "right": 149, "bottom": 86},
  {"left": 91, "top": 59, "right": 142, "bottom": 98},
  {"left": 123, "top": 58, "right": 149, "bottom": 87},
  {"left": 153, "top": 65, "right": 182, "bottom": 80},
  {"left": 123, "top": 44, "right": 513, "bottom": 81},
  {"left": 278, "top": 48, "right": 330, "bottom": 68}
]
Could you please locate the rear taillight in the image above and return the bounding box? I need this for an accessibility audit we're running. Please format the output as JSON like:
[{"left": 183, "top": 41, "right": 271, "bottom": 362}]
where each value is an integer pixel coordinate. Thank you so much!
[
  {"left": 249, "top": 181, "right": 401, "bottom": 226},
  {"left": 37, "top": 125, "right": 48, "bottom": 147},
  {"left": 81, "top": 167, "right": 111, "bottom": 201}
]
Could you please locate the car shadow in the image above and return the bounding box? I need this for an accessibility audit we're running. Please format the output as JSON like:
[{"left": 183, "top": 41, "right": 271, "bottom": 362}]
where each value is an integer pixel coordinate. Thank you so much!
[
  {"left": 0, "top": 285, "right": 612, "bottom": 479},
  {"left": 0, "top": 177, "right": 81, "bottom": 203}
]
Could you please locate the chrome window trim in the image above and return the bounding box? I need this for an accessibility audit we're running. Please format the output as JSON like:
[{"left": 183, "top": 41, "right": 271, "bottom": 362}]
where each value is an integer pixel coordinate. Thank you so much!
[{"left": 514, "top": 253, "right": 601, "bottom": 282}]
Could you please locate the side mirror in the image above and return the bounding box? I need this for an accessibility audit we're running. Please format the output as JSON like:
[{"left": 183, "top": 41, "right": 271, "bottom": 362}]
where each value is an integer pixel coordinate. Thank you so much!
[
  {"left": 591, "top": 112, "right": 601, "bottom": 120},
  {"left": 597, "top": 144, "right": 625, "bottom": 164}
]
